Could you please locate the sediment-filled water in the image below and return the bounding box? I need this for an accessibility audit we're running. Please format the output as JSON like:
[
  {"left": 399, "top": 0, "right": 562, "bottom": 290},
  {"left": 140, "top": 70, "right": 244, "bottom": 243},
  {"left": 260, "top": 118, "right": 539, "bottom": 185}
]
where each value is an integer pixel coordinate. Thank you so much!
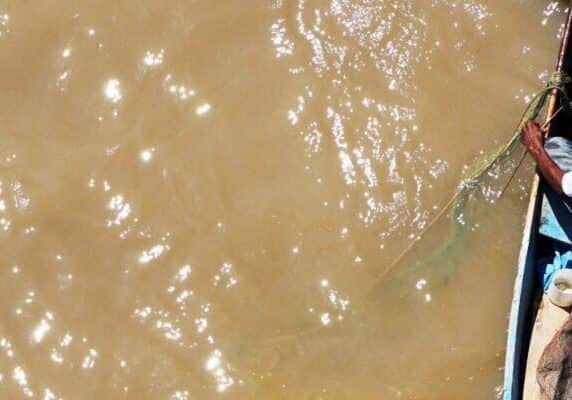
[{"left": 0, "top": 1, "right": 567, "bottom": 398}]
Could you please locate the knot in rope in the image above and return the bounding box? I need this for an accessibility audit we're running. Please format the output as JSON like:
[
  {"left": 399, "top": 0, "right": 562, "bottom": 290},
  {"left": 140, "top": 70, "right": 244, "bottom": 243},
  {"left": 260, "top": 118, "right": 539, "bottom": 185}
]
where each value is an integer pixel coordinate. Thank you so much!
[{"left": 548, "top": 71, "right": 571, "bottom": 88}]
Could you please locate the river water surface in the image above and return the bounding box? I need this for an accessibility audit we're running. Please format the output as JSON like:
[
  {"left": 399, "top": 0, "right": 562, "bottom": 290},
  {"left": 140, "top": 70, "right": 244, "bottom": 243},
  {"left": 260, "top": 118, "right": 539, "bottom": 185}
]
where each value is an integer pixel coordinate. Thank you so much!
[{"left": 0, "top": 1, "right": 568, "bottom": 399}]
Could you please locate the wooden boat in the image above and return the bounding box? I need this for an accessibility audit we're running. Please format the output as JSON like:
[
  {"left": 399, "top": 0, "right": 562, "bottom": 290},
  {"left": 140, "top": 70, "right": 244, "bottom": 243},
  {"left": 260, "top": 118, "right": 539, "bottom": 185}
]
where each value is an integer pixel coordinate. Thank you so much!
[{"left": 503, "top": 7, "right": 572, "bottom": 400}]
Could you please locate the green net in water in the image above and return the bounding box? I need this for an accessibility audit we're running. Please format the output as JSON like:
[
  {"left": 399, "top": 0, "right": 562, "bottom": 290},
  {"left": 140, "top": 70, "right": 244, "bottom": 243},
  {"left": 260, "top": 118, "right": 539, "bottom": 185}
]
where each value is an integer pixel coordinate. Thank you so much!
[{"left": 367, "top": 72, "right": 572, "bottom": 294}]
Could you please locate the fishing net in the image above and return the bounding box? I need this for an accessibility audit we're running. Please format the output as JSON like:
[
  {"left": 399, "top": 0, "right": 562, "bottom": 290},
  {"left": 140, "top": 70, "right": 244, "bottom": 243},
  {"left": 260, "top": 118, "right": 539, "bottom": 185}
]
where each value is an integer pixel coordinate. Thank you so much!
[
  {"left": 537, "top": 312, "right": 572, "bottom": 399},
  {"left": 367, "top": 72, "right": 572, "bottom": 294},
  {"left": 264, "top": 74, "right": 572, "bottom": 345}
]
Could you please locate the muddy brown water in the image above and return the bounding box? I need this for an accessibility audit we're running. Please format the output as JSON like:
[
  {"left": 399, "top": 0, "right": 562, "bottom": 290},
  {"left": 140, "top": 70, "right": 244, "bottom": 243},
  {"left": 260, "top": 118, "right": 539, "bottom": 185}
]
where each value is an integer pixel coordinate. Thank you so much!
[{"left": 0, "top": 1, "right": 568, "bottom": 399}]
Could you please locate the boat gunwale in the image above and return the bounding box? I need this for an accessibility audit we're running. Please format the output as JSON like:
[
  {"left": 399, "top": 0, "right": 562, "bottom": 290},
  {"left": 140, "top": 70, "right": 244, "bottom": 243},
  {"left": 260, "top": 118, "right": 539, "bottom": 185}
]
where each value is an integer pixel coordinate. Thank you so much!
[{"left": 503, "top": 175, "right": 541, "bottom": 400}]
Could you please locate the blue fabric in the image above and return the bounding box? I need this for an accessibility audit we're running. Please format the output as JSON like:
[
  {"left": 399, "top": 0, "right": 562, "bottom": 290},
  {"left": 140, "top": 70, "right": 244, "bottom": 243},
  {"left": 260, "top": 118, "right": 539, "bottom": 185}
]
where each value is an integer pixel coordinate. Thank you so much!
[
  {"left": 539, "top": 136, "right": 572, "bottom": 253},
  {"left": 540, "top": 250, "right": 572, "bottom": 292},
  {"left": 539, "top": 136, "right": 572, "bottom": 244},
  {"left": 536, "top": 137, "right": 572, "bottom": 290},
  {"left": 545, "top": 136, "right": 572, "bottom": 171}
]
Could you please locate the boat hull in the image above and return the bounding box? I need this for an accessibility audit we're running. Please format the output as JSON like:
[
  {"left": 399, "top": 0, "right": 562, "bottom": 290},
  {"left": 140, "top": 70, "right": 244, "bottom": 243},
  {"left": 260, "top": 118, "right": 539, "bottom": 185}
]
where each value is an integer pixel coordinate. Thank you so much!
[{"left": 503, "top": 176, "right": 542, "bottom": 400}]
